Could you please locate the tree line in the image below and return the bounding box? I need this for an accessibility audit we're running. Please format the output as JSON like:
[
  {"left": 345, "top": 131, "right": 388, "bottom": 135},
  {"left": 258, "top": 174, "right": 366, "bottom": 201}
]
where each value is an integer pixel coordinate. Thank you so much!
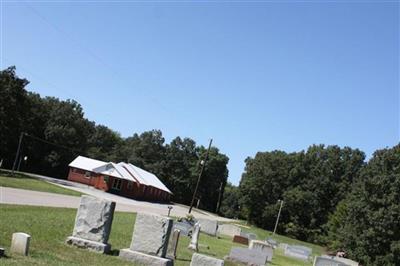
[
  {"left": 220, "top": 143, "right": 399, "bottom": 266},
  {"left": 0, "top": 67, "right": 229, "bottom": 212}
]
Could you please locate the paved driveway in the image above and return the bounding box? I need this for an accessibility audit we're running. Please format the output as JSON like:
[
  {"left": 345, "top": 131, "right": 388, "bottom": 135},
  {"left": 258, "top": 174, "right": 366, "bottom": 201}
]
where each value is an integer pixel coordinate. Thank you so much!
[{"left": 0, "top": 172, "right": 233, "bottom": 222}]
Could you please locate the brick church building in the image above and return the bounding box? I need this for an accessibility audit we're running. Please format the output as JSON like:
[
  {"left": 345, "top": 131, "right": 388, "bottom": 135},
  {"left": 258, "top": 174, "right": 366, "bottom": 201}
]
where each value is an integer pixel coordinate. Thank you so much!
[{"left": 67, "top": 156, "right": 172, "bottom": 202}]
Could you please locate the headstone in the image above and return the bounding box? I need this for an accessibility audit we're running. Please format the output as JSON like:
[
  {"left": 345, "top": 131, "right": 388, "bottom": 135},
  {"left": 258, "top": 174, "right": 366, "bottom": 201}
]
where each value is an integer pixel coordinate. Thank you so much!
[
  {"left": 240, "top": 231, "right": 248, "bottom": 237},
  {"left": 10, "top": 232, "right": 31, "bottom": 256},
  {"left": 198, "top": 218, "right": 218, "bottom": 236},
  {"left": 217, "top": 224, "right": 241, "bottom": 237},
  {"left": 247, "top": 233, "right": 257, "bottom": 240},
  {"left": 188, "top": 222, "right": 200, "bottom": 251},
  {"left": 232, "top": 235, "right": 249, "bottom": 245},
  {"left": 167, "top": 229, "right": 180, "bottom": 259},
  {"left": 119, "top": 213, "right": 174, "bottom": 266},
  {"left": 332, "top": 257, "right": 359, "bottom": 266},
  {"left": 226, "top": 247, "right": 267, "bottom": 266},
  {"left": 249, "top": 240, "right": 273, "bottom": 262},
  {"left": 284, "top": 245, "right": 311, "bottom": 261},
  {"left": 320, "top": 256, "right": 359, "bottom": 266},
  {"left": 314, "top": 256, "right": 349, "bottom": 266},
  {"left": 173, "top": 221, "right": 193, "bottom": 236},
  {"left": 292, "top": 245, "right": 312, "bottom": 254},
  {"left": 190, "top": 253, "right": 224, "bottom": 266},
  {"left": 278, "top": 243, "right": 288, "bottom": 250},
  {"left": 266, "top": 238, "right": 278, "bottom": 249},
  {"left": 66, "top": 195, "right": 116, "bottom": 254}
]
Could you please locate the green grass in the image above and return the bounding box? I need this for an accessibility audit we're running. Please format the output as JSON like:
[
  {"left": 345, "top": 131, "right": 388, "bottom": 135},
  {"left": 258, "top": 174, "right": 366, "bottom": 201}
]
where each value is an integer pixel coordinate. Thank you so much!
[
  {"left": 0, "top": 171, "right": 82, "bottom": 197},
  {"left": 0, "top": 204, "right": 325, "bottom": 265}
]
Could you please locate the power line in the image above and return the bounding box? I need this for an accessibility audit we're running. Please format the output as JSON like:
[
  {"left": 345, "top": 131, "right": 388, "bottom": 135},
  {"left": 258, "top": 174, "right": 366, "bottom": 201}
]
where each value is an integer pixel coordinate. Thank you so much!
[
  {"left": 23, "top": 2, "right": 175, "bottom": 115},
  {"left": 24, "top": 133, "right": 86, "bottom": 155}
]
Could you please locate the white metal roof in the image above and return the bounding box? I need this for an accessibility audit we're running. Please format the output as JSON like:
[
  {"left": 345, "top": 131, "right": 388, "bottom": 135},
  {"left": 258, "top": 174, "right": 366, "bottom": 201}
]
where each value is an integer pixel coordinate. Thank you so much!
[
  {"left": 69, "top": 156, "right": 172, "bottom": 194},
  {"left": 128, "top": 163, "right": 172, "bottom": 194},
  {"left": 68, "top": 156, "right": 107, "bottom": 171},
  {"left": 117, "top": 162, "right": 149, "bottom": 186}
]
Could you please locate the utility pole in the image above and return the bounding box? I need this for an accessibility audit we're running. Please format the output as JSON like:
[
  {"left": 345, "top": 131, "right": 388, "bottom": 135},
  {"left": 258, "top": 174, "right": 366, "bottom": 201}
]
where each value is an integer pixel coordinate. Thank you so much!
[
  {"left": 273, "top": 200, "right": 284, "bottom": 235},
  {"left": 215, "top": 181, "right": 224, "bottom": 213},
  {"left": 188, "top": 138, "right": 213, "bottom": 214},
  {"left": 12, "top": 132, "right": 24, "bottom": 175}
]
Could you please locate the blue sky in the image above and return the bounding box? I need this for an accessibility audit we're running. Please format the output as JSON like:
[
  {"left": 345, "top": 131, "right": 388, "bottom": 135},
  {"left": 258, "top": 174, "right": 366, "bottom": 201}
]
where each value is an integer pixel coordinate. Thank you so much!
[{"left": 2, "top": 1, "right": 399, "bottom": 185}]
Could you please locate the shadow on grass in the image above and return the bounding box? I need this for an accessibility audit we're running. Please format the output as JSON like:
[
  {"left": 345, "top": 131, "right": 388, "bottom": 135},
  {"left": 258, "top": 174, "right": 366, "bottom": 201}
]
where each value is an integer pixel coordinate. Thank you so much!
[{"left": 109, "top": 249, "right": 120, "bottom": 256}]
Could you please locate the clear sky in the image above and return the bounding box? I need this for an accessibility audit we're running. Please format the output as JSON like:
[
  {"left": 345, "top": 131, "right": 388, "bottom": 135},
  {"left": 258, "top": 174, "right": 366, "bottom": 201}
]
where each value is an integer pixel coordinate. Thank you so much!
[{"left": 2, "top": 1, "right": 399, "bottom": 185}]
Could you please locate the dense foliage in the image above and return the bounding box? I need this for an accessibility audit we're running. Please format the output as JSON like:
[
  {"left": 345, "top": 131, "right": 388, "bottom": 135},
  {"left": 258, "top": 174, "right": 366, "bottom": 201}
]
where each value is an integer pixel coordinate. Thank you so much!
[
  {"left": 220, "top": 143, "right": 399, "bottom": 265},
  {"left": 327, "top": 144, "right": 400, "bottom": 265},
  {"left": 0, "top": 67, "right": 229, "bottom": 211},
  {"left": 238, "top": 145, "right": 365, "bottom": 242}
]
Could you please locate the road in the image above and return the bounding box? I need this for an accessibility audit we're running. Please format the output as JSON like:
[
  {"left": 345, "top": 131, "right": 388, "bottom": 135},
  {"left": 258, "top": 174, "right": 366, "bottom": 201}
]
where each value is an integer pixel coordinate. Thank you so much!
[{"left": 0, "top": 172, "right": 233, "bottom": 222}]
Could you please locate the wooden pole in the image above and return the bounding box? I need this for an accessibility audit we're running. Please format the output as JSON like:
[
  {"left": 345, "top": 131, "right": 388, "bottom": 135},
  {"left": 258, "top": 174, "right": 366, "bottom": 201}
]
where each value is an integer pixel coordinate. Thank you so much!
[{"left": 188, "top": 139, "right": 212, "bottom": 214}]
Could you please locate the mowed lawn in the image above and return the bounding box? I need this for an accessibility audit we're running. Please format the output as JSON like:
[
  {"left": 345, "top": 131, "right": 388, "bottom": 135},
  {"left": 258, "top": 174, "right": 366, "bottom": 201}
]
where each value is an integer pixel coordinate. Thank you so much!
[
  {"left": 0, "top": 204, "right": 324, "bottom": 266},
  {"left": 0, "top": 171, "right": 82, "bottom": 197}
]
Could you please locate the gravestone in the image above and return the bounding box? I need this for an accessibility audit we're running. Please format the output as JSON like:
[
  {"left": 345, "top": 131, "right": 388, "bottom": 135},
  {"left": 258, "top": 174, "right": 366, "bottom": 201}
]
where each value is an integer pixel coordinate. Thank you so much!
[
  {"left": 119, "top": 213, "right": 174, "bottom": 266},
  {"left": 233, "top": 235, "right": 249, "bottom": 245},
  {"left": 198, "top": 218, "right": 218, "bottom": 236},
  {"left": 278, "top": 243, "right": 288, "bottom": 250},
  {"left": 284, "top": 245, "right": 311, "bottom": 261},
  {"left": 66, "top": 195, "right": 115, "bottom": 254},
  {"left": 226, "top": 247, "right": 267, "bottom": 266},
  {"left": 188, "top": 222, "right": 200, "bottom": 251},
  {"left": 247, "top": 233, "right": 257, "bottom": 240},
  {"left": 190, "top": 253, "right": 224, "bottom": 266},
  {"left": 167, "top": 229, "right": 180, "bottom": 259},
  {"left": 320, "top": 256, "right": 358, "bottom": 266},
  {"left": 249, "top": 240, "right": 273, "bottom": 262},
  {"left": 240, "top": 231, "right": 248, "bottom": 237},
  {"left": 314, "top": 256, "right": 349, "bottom": 266},
  {"left": 292, "top": 245, "right": 312, "bottom": 254},
  {"left": 10, "top": 232, "right": 30, "bottom": 256},
  {"left": 217, "top": 224, "right": 241, "bottom": 237},
  {"left": 173, "top": 221, "right": 193, "bottom": 236},
  {"left": 266, "top": 238, "right": 278, "bottom": 249}
]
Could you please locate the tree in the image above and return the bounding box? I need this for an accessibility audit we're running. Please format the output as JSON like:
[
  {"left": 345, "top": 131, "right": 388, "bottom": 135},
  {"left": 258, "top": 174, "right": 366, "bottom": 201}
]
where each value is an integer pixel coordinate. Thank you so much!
[
  {"left": 238, "top": 145, "right": 365, "bottom": 242},
  {"left": 219, "top": 182, "right": 240, "bottom": 218},
  {"left": 327, "top": 144, "right": 400, "bottom": 265},
  {"left": 117, "top": 130, "right": 166, "bottom": 180},
  {"left": 164, "top": 137, "right": 198, "bottom": 204},
  {"left": 87, "top": 125, "right": 122, "bottom": 162},
  {"left": 0, "top": 67, "right": 30, "bottom": 168}
]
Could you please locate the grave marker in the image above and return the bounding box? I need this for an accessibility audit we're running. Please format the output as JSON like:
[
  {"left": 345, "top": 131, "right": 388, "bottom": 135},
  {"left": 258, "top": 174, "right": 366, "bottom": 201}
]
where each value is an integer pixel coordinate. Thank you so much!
[
  {"left": 10, "top": 232, "right": 30, "bottom": 256},
  {"left": 188, "top": 222, "right": 200, "bottom": 251},
  {"left": 226, "top": 247, "right": 267, "bottom": 266},
  {"left": 66, "top": 195, "right": 115, "bottom": 254},
  {"left": 119, "top": 213, "right": 174, "bottom": 266},
  {"left": 284, "top": 245, "right": 311, "bottom": 261},
  {"left": 233, "top": 235, "right": 249, "bottom": 245},
  {"left": 167, "top": 229, "right": 180, "bottom": 259},
  {"left": 217, "top": 224, "right": 241, "bottom": 237},
  {"left": 314, "top": 256, "right": 350, "bottom": 266},
  {"left": 190, "top": 253, "right": 224, "bottom": 266},
  {"left": 198, "top": 218, "right": 218, "bottom": 236},
  {"left": 249, "top": 239, "right": 273, "bottom": 262}
]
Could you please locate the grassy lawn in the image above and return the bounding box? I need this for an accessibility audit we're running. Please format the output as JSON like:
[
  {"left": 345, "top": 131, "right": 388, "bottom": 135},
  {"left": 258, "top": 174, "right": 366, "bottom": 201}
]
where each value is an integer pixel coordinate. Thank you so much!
[
  {"left": 0, "top": 170, "right": 82, "bottom": 197},
  {"left": 0, "top": 204, "right": 324, "bottom": 265}
]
